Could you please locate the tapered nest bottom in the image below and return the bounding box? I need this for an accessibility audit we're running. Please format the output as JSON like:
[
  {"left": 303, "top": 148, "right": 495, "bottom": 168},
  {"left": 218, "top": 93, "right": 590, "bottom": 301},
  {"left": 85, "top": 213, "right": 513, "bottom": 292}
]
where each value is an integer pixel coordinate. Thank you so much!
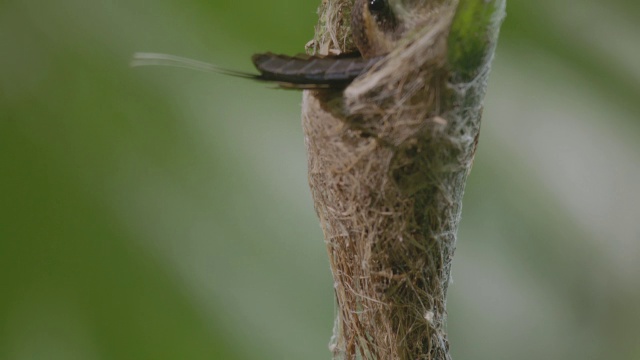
[{"left": 302, "top": 2, "right": 493, "bottom": 359}]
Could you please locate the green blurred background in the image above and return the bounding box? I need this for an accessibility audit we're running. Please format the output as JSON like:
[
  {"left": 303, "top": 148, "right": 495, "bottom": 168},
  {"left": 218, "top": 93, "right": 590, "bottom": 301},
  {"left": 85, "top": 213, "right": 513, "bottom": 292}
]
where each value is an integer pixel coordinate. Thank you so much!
[{"left": 1, "top": 0, "right": 639, "bottom": 359}]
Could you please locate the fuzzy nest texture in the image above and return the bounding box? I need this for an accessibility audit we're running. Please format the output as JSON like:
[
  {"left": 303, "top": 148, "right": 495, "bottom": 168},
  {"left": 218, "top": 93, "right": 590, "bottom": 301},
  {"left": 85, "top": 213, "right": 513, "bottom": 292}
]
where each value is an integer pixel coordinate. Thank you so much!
[
  {"left": 307, "top": 0, "right": 358, "bottom": 56},
  {"left": 302, "top": 0, "right": 502, "bottom": 359}
]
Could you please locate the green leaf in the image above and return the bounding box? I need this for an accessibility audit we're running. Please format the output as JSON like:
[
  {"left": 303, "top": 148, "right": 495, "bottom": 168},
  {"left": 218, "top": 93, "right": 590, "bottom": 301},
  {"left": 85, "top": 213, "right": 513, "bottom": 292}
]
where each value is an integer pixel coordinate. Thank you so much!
[{"left": 448, "top": 0, "right": 506, "bottom": 81}]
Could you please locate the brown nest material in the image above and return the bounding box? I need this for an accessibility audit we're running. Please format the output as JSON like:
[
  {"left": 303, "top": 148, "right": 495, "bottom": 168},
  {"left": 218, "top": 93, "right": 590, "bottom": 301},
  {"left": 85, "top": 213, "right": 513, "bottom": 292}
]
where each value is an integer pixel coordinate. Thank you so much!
[{"left": 302, "top": 0, "right": 504, "bottom": 359}]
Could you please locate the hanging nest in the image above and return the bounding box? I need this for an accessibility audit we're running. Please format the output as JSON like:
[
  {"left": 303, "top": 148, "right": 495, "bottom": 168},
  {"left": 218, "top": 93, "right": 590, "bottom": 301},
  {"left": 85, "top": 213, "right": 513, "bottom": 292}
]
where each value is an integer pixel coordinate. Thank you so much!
[{"left": 302, "top": 0, "right": 505, "bottom": 359}]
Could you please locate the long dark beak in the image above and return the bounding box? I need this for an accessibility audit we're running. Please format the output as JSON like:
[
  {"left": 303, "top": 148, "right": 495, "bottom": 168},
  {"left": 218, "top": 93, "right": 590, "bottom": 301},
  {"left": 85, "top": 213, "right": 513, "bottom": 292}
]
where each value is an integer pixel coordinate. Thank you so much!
[
  {"left": 251, "top": 52, "right": 381, "bottom": 89},
  {"left": 131, "top": 52, "right": 381, "bottom": 90}
]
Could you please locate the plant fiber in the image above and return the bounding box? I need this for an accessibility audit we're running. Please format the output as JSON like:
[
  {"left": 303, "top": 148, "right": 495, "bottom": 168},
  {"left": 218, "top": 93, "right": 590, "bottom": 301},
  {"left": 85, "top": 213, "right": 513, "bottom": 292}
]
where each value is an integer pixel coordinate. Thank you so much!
[{"left": 302, "top": 1, "right": 505, "bottom": 359}]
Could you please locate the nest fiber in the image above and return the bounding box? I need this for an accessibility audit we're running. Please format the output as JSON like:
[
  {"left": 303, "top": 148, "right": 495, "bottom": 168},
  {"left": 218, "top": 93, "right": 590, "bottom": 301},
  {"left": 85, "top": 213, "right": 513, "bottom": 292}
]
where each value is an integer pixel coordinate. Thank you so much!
[{"left": 302, "top": 1, "right": 503, "bottom": 359}]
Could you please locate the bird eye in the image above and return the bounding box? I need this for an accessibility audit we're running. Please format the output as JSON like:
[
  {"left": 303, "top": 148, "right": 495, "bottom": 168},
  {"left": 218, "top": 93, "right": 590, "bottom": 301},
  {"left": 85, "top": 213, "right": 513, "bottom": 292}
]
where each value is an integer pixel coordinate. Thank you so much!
[{"left": 368, "top": 0, "right": 387, "bottom": 13}]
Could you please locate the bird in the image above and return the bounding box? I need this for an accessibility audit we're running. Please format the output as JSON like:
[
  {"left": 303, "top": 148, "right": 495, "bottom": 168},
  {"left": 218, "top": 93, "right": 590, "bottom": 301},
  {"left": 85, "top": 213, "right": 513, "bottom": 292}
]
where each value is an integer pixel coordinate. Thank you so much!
[{"left": 132, "top": 0, "right": 443, "bottom": 89}]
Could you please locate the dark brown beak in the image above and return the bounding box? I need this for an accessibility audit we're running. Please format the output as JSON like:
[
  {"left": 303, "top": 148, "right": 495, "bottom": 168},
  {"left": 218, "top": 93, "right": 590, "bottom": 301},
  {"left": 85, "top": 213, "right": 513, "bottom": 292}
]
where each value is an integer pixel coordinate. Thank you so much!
[{"left": 251, "top": 52, "right": 382, "bottom": 89}]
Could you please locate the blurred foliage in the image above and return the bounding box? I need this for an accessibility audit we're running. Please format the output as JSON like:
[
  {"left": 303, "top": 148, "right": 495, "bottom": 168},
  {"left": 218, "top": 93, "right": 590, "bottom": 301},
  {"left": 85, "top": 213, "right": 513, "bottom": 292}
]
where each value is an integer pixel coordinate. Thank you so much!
[{"left": 1, "top": 0, "right": 639, "bottom": 359}]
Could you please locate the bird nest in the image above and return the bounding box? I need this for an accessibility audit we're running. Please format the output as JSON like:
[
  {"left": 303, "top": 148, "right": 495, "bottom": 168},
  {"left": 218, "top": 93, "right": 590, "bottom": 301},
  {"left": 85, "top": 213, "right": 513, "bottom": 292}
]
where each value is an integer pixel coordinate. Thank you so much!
[{"left": 302, "top": 0, "right": 498, "bottom": 359}]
